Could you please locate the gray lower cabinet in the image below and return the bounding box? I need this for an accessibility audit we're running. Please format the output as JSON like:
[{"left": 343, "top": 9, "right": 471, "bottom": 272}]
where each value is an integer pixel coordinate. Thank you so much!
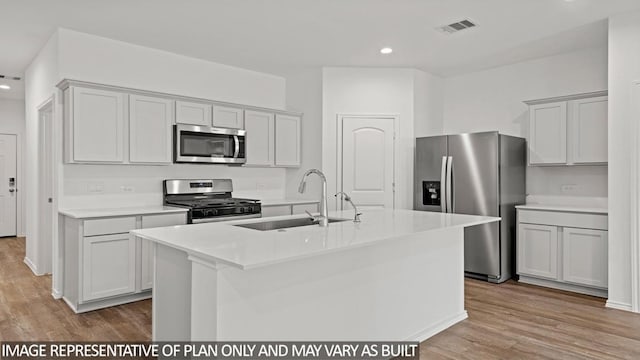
[
  {"left": 516, "top": 208, "right": 608, "bottom": 297},
  {"left": 82, "top": 233, "right": 136, "bottom": 301},
  {"left": 63, "top": 212, "right": 186, "bottom": 313}
]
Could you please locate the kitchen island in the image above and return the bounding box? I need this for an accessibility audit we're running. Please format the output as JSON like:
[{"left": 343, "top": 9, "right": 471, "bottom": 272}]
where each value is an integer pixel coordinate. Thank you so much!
[{"left": 131, "top": 209, "right": 499, "bottom": 341}]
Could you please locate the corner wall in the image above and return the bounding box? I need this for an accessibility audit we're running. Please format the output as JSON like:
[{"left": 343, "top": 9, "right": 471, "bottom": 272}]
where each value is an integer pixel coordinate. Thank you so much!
[{"left": 607, "top": 12, "right": 640, "bottom": 312}]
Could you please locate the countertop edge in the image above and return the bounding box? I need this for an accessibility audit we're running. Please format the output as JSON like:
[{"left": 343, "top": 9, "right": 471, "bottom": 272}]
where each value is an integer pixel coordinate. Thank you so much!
[
  {"left": 515, "top": 204, "right": 608, "bottom": 214},
  {"left": 59, "top": 206, "right": 189, "bottom": 219},
  {"left": 131, "top": 216, "right": 500, "bottom": 271}
]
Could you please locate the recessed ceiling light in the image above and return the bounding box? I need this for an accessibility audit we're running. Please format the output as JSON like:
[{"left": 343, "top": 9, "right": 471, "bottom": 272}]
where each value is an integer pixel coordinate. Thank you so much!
[
  {"left": 0, "top": 84, "right": 10, "bottom": 90},
  {"left": 380, "top": 47, "right": 393, "bottom": 55}
]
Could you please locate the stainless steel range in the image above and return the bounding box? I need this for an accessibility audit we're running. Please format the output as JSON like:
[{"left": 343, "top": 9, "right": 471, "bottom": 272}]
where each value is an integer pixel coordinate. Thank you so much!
[{"left": 163, "top": 179, "right": 261, "bottom": 223}]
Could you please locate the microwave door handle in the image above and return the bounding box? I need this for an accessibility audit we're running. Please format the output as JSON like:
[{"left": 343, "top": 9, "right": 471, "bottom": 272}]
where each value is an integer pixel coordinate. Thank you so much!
[{"left": 233, "top": 136, "right": 240, "bottom": 158}]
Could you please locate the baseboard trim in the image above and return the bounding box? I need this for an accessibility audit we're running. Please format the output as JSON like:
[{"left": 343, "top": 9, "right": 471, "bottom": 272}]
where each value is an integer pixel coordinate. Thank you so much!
[
  {"left": 23, "top": 257, "right": 43, "bottom": 276},
  {"left": 51, "top": 288, "right": 63, "bottom": 299},
  {"left": 64, "top": 292, "right": 152, "bottom": 314},
  {"left": 606, "top": 300, "right": 633, "bottom": 312},
  {"left": 405, "top": 311, "right": 468, "bottom": 342},
  {"left": 518, "top": 276, "right": 608, "bottom": 298}
]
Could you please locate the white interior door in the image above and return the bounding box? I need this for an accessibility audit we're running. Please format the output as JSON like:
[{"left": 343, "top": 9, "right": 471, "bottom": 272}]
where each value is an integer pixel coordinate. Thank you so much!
[
  {"left": 0, "top": 134, "right": 17, "bottom": 237},
  {"left": 341, "top": 117, "right": 395, "bottom": 210}
]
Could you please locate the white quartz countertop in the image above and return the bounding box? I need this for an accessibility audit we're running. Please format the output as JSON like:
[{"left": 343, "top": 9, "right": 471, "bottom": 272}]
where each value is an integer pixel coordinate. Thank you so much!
[
  {"left": 59, "top": 206, "right": 188, "bottom": 219},
  {"left": 260, "top": 199, "right": 320, "bottom": 206},
  {"left": 132, "top": 209, "right": 499, "bottom": 270},
  {"left": 515, "top": 204, "right": 608, "bottom": 214}
]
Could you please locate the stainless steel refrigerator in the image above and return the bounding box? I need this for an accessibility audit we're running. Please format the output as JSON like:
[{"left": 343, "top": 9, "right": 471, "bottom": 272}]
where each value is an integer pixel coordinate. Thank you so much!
[{"left": 414, "top": 132, "right": 526, "bottom": 283}]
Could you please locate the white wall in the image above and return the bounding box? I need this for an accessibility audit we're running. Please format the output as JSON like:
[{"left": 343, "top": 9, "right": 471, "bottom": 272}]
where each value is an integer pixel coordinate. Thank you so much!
[
  {"left": 443, "top": 47, "right": 608, "bottom": 198},
  {"left": 25, "top": 29, "right": 289, "bottom": 275},
  {"left": 57, "top": 29, "right": 285, "bottom": 110},
  {"left": 0, "top": 99, "right": 26, "bottom": 236},
  {"left": 322, "top": 67, "right": 443, "bottom": 211},
  {"left": 607, "top": 12, "right": 640, "bottom": 312}
]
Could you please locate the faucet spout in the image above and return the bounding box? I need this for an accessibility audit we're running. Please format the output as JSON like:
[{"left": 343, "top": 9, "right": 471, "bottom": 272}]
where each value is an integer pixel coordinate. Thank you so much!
[
  {"left": 298, "top": 169, "right": 329, "bottom": 227},
  {"left": 334, "top": 192, "right": 362, "bottom": 223}
]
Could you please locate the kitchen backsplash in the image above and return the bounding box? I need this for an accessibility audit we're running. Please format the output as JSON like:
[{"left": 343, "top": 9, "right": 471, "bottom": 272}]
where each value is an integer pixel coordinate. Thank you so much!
[{"left": 61, "top": 163, "right": 286, "bottom": 209}]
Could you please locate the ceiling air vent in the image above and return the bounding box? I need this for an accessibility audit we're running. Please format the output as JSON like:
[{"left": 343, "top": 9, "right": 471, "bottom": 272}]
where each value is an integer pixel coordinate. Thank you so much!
[
  {"left": 437, "top": 19, "right": 478, "bottom": 34},
  {"left": 0, "top": 74, "right": 21, "bottom": 81}
]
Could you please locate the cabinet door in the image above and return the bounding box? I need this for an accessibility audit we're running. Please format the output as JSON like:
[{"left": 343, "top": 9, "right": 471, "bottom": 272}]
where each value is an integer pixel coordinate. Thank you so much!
[
  {"left": 72, "top": 87, "right": 126, "bottom": 163},
  {"left": 129, "top": 95, "right": 174, "bottom": 164},
  {"left": 517, "top": 224, "right": 558, "bottom": 279},
  {"left": 244, "top": 110, "right": 275, "bottom": 166},
  {"left": 275, "top": 114, "right": 301, "bottom": 167},
  {"left": 529, "top": 102, "right": 567, "bottom": 165},
  {"left": 562, "top": 227, "right": 608, "bottom": 288},
  {"left": 140, "top": 213, "right": 187, "bottom": 291},
  {"left": 570, "top": 97, "right": 608, "bottom": 164},
  {"left": 213, "top": 106, "right": 244, "bottom": 129},
  {"left": 82, "top": 233, "right": 136, "bottom": 301},
  {"left": 176, "top": 101, "right": 212, "bottom": 126}
]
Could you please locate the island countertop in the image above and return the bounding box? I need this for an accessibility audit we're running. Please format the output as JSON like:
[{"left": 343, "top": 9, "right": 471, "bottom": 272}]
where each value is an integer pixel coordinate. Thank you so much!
[{"left": 132, "top": 209, "right": 499, "bottom": 270}]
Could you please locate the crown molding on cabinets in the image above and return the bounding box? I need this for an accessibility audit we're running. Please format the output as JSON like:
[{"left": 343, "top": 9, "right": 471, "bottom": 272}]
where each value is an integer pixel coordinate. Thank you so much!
[
  {"left": 523, "top": 90, "right": 608, "bottom": 106},
  {"left": 56, "top": 79, "right": 303, "bottom": 117}
]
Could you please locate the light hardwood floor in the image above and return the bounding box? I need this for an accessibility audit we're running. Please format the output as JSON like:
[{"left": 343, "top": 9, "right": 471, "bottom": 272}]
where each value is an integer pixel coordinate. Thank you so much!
[{"left": 2, "top": 237, "right": 640, "bottom": 359}]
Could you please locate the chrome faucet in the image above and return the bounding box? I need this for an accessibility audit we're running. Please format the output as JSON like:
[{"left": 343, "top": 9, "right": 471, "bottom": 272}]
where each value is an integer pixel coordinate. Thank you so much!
[
  {"left": 298, "top": 169, "right": 329, "bottom": 227},
  {"left": 334, "top": 192, "right": 362, "bottom": 223}
]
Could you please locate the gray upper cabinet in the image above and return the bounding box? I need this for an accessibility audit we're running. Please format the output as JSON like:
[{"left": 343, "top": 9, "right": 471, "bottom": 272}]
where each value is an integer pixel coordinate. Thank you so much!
[
  {"left": 129, "top": 95, "right": 174, "bottom": 164},
  {"left": 525, "top": 91, "right": 608, "bottom": 166},
  {"left": 212, "top": 105, "right": 244, "bottom": 129},
  {"left": 275, "top": 114, "right": 301, "bottom": 167},
  {"left": 244, "top": 110, "right": 275, "bottom": 166},
  {"left": 59, "top": 80, "right": 302, "bottom": 168},
  {"left": 67, "top": 87, "right": 126, "bottom": 163},
  {"left": 528, "top": 101, "right": 567, "bottom": 165},
  {"left": 175, "top": 101, "right": 212, "bottom": 126}
]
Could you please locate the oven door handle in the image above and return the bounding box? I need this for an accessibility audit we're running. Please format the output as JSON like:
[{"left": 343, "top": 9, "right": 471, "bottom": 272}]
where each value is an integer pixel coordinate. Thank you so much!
[{"left": 233, "top": 136, "right": 240, "bottom": 158}]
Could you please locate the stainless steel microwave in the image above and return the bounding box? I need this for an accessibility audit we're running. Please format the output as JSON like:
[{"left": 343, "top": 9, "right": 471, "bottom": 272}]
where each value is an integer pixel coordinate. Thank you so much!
[{"left": 174, "top": 124, "right": 246, "bottom": 164}]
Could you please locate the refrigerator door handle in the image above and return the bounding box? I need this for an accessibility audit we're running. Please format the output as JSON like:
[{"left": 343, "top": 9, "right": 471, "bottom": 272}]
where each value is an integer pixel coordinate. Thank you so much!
[
  {"left": 446, "top": 156, "right": 454, "bottom": 213},
  {"left": 440, "top": 156, "right": 448, "bottom": 213}
]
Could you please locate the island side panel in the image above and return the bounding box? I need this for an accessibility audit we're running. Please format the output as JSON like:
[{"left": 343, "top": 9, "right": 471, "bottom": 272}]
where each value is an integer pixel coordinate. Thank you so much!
[
  {"left": 153, "top": 244, "right": 192, "bottom": 341},
  {"left": 189, "top": 226, "right": 466, "bottom": 341}
]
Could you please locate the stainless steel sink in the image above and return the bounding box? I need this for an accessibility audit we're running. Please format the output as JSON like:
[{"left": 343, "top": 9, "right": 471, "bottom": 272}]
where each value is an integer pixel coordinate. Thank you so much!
[{"left": 234, "top": 217, "right": 349, "bottom": 231}]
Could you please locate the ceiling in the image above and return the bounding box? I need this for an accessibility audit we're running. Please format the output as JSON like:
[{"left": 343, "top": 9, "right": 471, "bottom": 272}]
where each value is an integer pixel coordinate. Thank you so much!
[{"left": 1, "top": 0, "right": 639, "bottom": 100}]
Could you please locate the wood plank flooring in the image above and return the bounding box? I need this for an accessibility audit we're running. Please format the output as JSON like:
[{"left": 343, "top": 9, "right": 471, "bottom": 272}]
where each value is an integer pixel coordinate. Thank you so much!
[
  {"left": 1, "top": 237, "right": 640, "bottom": 359},
  {"left": 0, "top": 237, "right": 150, "bottom": 341}
]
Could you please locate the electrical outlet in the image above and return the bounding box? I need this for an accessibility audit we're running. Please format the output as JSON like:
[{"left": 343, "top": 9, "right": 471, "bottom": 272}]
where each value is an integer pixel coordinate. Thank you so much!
[
  {"left": 561, "top": 184, "right": 578, "bottom": 193},
  {"left": 87, "top": 183, "right": 104, "bottom": 193},
  {"left": 120, "top": 186, "right": 135, "bottom": 193}
]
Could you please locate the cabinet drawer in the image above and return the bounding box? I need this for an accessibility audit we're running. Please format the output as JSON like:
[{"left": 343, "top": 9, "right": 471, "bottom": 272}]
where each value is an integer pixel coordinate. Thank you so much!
[
  {"left": 141, "top": 213, "right": 187, "bottom": 228},
  {"left": 84, "top": 217, "right": 137, "bottom": 236},
  {"left": 518, "top": 210, "right": 607, "bottom": 230}
]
